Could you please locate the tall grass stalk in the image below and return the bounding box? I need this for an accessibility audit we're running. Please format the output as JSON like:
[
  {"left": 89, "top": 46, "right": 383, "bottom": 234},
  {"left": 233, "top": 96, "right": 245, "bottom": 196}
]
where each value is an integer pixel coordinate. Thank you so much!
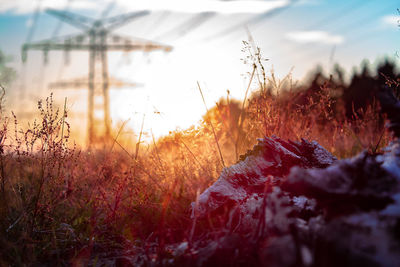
[{"left": 197, "top": 81, "right": 226, "bottom": 168}]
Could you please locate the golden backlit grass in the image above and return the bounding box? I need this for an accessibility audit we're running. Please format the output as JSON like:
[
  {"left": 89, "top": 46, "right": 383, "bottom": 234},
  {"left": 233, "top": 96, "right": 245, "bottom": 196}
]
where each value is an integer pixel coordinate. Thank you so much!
[{"left": 0, "top": 60, "right": 396, "bottom": 265}]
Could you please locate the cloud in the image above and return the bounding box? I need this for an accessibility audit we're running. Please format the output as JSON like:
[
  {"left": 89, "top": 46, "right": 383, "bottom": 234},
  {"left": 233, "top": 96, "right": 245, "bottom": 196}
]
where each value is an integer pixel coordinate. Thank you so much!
[
  {"left": 0, "top": 0, "right": 290, "bottom": 15},
  {"left": 285, "top": 31, "right": 344, "bottom": 45},
  {"left": 382, "top": 15, "right": 400, "bottom": 27},
  {"left": 0, "top": 0, "right": 97, "bottom": 14}
]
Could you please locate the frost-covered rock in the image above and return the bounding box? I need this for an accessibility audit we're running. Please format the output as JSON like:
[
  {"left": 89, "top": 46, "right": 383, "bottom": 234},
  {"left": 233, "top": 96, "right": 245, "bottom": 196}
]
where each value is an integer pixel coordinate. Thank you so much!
[
  {"left": 192, "top": 136, "right": 336, "bottom": 218},
  {"left": 283, "top": 151, "right": 398, "bottom": 216},
  {"left": 186, "top": 133, "right": 400, "bottom": 266}
]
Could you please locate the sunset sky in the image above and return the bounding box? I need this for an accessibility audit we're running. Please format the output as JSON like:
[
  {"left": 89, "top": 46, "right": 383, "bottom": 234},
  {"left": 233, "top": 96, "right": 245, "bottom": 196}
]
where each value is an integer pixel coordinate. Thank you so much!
[{"left": 0, "top": 0, "right": 399, "bottom": 143}]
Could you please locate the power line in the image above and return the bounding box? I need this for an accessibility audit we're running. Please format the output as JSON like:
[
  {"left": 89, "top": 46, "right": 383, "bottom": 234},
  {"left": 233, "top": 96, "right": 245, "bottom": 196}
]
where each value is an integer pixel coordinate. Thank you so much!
[
  {"left": 154, "top": 12, "right": 216, "bottom": 41},
  {"left": 51, "top": 0, "right": 74, "bottom": 37},
  {"left": 25, "top": 0, "right": 43, "bottom": 43},
  {"left": 19, "top": 0, "right": 43, "bottom": 100},
  {"left": 55, "top": 0, "right": 116, "bottom": 84},
  {"left": 146, "top": 11, "right": 172, "bottom": 39},
  {"left": 113, "top": 11, "right": 175, "bottom": 75},
  {"left": 253, "top": 0, "right": 371, "bottom": 59},
  {"left": 304, "top": 0, "right": 370, "bottom": 30},
  {"left": 22, "top": 9, "right": 172, "bottom": 145},
  {"left": 204, "top": 0, "right": 372, "bottom": 56},
  {"left": 100, "top": 0, "right": 117, "bottom": 19},
  {"left": 201, "top": 0, "right": 299, "bottom": 42},
  {"left": 54, "top": 0, "right": 76, "bottom": 85},
  {"left": 279, "top": 3, "right": 396, "bottom": 70}
]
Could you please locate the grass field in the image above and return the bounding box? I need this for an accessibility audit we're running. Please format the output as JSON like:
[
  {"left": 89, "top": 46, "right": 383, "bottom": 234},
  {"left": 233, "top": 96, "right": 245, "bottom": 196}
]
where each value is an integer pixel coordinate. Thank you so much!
[{"left": 0, "top": 52, "right": 398, "bottom": 265}]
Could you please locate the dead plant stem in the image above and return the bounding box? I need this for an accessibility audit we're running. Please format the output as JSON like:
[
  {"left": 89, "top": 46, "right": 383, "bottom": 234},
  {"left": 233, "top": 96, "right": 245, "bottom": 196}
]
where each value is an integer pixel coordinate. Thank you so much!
[{"left": 197, "top": 82, "right": 225, "bottom": 168}]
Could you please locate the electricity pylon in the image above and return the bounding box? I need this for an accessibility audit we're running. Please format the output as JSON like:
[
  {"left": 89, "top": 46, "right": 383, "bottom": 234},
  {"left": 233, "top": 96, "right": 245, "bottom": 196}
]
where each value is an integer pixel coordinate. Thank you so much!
[{"left": 22, "top": 9, "right": 172, "bottom": 145}]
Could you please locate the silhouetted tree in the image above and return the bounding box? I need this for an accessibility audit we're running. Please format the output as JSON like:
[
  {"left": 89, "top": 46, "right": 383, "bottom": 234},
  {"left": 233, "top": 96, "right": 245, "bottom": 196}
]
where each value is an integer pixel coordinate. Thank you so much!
[{"left": 342, "top": 60, "right": 378, "bottom": 118}]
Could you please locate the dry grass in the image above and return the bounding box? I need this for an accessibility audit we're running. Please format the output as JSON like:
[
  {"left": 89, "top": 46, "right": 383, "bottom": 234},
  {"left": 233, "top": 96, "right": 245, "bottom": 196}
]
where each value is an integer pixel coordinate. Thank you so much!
[{"left": 0, "top": 47, "right": 396, "bottom": 265}]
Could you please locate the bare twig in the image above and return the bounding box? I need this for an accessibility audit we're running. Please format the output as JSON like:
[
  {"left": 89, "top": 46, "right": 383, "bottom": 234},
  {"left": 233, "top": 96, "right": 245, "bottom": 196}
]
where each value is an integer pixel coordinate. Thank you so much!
[
  {"left": 239, "top": 65, "right": 256, "bottom": 128},
  {"left": 179, "top": 137, "right": 207, "bottom": 173},
  {"left": 60, "top": 97, "right": 67, "bottom": 146},
  {"left": 109, "top": 118, "right": 130, "bottom": 153},
  {"left": 234, "top": 65, "right": 256, "bottom": 160},
  {"left": 151, "top": 129, "right": 167, "bottom": 177},
  {"left": 0, "top": 84, "right": 5, "bottom": 115},
  {"left": 197, "top": 82, "right": 225, "bottom": 168},
  {"left": 113, "top": 138, "right": 163, "bottom": 191},
  {"left": 135, "top": 114, "right": 145, "bottom": 160}
]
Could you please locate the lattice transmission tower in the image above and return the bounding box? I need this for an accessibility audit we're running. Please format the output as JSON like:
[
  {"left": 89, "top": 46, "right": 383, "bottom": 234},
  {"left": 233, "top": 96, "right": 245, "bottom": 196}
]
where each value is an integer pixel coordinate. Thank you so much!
[{"left": 22, "top": 8, "right": 172, "bottom": 144}]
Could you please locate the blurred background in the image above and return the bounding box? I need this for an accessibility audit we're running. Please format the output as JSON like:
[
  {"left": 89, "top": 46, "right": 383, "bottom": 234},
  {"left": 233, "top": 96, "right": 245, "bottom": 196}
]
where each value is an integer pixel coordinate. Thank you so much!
[{"left": 0, "top": 0, "right": 399, "bottom": 145}]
